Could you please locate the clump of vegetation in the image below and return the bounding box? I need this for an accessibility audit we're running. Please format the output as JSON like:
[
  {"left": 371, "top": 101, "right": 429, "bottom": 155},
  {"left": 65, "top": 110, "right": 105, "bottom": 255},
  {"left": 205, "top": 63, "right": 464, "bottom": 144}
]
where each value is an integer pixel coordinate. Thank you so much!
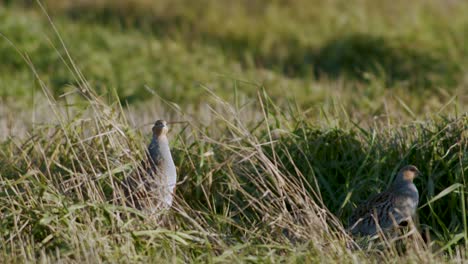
[
  {"left": 1, "top": 85, "right": 466, "bottom": 261},
  {"left": 314, "top": 33, "right": 458, "bottom": 87}
]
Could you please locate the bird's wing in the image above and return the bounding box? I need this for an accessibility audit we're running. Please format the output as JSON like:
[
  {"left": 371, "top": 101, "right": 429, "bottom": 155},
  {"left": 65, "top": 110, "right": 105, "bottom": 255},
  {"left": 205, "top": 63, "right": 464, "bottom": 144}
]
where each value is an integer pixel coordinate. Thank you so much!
[
  {"left": 146, "top": 144, "right": 164, "bottom": 171},
  {"left": 348, "top": 190, "right": 395, "bottom": 226},
  {"left": 122, "top": 167, "right": 160, "bottom": 209}
]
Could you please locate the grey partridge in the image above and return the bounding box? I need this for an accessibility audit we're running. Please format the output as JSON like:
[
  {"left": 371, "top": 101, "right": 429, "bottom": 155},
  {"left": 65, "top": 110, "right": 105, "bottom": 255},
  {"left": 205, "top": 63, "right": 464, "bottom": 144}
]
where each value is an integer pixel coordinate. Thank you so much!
[
  {"left": 348, "top": 165, "right": 420, "bottom": 236},
  {"left": 123, "top": 120, "right": 177, "bottom": 212}
]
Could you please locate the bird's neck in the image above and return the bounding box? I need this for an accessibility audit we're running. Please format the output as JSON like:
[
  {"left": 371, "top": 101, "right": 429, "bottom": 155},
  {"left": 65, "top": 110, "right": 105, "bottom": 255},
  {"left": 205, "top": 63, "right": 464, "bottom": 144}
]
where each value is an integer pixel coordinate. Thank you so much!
[
  {"left": 151, "top": 135, "right": 171, "bottom": 156},
  {"left": 154, "top": 134, "right": 168, "bottom": 143},
  {"left": 391, "top": 179, "right": 418, "bottom": 196},
  {"left": 392, "top": 179, "right": 413, "bottom": 188}
]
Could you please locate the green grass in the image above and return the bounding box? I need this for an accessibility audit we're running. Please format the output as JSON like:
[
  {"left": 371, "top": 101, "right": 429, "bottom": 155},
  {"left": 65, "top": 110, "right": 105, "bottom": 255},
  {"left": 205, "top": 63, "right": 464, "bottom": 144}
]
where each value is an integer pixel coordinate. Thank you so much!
[
  {"left": 0, "top": 0, "right": 467, "bottom": 262},
  {"left": 1, "top": 0, "right": 468, "bottom": 109}
]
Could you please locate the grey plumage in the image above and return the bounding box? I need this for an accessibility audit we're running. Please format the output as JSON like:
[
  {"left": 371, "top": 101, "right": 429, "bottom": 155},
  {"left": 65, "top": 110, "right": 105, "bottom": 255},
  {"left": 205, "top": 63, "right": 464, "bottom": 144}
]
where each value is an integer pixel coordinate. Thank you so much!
[
  {"left": 123, "top": 120, "right": 177, "bottom": 212},
  {"left": 348, "top": 165, "right": 420, "bottom": 236}
]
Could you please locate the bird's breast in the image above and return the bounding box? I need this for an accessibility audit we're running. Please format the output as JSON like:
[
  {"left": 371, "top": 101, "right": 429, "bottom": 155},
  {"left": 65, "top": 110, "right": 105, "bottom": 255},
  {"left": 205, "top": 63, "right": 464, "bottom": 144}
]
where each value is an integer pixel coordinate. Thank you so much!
[
  {"left": 157, "top": 137, "right": 177, "bottom": 185},
  {"left": 395, "top": 183, "right": 419, "bottom": 216}
]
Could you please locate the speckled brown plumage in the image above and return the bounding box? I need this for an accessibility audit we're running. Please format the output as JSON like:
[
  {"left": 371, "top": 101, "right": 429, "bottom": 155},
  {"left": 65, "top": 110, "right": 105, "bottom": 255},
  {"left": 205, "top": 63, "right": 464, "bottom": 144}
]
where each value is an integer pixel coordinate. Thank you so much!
[{"left": 348, "top": 165, "right": 420, "bottom": 236}]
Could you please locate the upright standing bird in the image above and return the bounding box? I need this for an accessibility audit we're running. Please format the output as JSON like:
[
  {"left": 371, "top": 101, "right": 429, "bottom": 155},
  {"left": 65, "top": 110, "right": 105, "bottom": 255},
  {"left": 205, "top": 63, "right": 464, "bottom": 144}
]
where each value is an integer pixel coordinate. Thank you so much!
[
  {"left": 348, "top": 165, "right": 420, "bottom": 236},
  {"left": 123, "top": 120, "right": 177, "bottom": 212}
]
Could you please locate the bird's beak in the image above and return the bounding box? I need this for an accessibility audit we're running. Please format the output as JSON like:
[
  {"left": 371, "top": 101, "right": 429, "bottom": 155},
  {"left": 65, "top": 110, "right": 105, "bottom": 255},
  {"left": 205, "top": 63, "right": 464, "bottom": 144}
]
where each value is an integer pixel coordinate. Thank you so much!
[{"left": 415, "top": 170, "right": 423, "bottom": 181}]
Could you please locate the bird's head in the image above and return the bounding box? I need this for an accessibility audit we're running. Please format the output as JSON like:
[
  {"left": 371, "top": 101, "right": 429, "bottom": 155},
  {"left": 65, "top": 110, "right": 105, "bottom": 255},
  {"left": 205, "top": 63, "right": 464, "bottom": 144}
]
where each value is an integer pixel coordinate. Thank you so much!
[
  {"left": 152, "top": 120, "right": 168, "bottom": 137},
  {"left": 397, "top": 165, "right": 421, "bottom": 183}
]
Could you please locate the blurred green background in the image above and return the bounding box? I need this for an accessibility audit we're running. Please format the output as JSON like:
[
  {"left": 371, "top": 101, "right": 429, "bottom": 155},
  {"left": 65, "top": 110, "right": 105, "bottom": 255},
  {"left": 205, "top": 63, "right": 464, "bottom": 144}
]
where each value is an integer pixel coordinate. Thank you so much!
[{"left": 0, "top": 0, "right": 466, "bottom": 114}]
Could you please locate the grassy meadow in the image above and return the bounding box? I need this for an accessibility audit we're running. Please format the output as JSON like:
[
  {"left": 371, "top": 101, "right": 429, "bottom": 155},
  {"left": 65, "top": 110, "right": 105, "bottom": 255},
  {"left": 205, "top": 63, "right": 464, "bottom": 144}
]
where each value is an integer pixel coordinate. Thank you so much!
[{"left": 0, "top": 0, "right": 467, "bottom": 262}]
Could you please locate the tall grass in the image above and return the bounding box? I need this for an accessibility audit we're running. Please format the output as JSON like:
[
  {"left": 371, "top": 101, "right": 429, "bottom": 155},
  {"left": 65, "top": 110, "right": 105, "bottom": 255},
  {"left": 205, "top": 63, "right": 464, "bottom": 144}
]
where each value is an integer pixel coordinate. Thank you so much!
[
  {"left": 0, "top": 0, "right": 467, "bottom": 262},
  {"left": 1, "top": 80, "right": 466, "bottom": 261}
]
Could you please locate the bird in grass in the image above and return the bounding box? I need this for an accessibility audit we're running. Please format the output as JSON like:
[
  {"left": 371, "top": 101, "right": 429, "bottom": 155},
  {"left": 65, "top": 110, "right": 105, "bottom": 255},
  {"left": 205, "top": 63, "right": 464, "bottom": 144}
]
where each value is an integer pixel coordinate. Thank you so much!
[
  {"left": 348, "top": 165, "right": 420, "bottom": 237},
  {"left": 123, "top": 120, "right": 177, "bottom": 212}
]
